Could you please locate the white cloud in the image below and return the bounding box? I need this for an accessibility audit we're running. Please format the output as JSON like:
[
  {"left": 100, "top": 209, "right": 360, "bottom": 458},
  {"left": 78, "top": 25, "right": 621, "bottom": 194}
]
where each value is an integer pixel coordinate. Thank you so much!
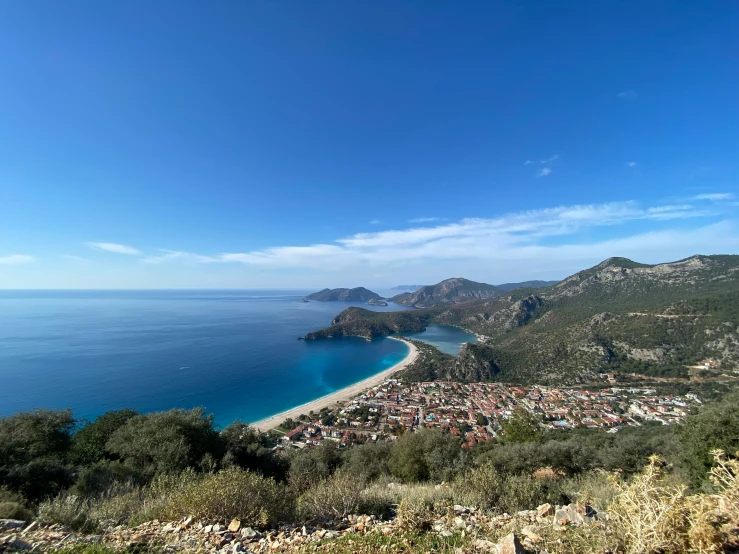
[
  {"left": 536, "top": 167, "right": 552, "bottom": 177},
  {"left": 618, "top": 90, "right": 638, "bottom": 100},
  {"left": 86, "top": 242, "right": 140, "bottom": 255},
  {"left": 61, "top": 255, "right": 88, "bottom": 262},
  {"left": 408, "top": 217, "right": 441, "bottom": 223},
  {"left": 525, "top": 154, "right": 559, "bottom": 165},
  {"left": 627, "top": 162, "right": 637, "bottom": 168},
  {"left": 0, "top": 254, "right": 34, "bottom": 265},
  {"left": 129, "top": 198, "right": 732, "bottom": 273},
  {"left": 693, "top": 193, "right": 735, "bottom": 202}
]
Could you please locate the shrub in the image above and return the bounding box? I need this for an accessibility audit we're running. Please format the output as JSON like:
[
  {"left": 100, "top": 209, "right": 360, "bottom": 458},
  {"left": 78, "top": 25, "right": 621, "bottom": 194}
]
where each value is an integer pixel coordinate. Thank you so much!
[
  {"left": 74, "top": 460, "right": 142, "bottom": 497},
  {"left": 37, "top": 493, "right": 96, "bottom": 532},
  {"left": 288, "top": 442, "right": 343, "bottom": 492},
  {"left": 0, "top": 409, "right": 76, "bottom": 502},
  {"left": 105, "top": 408, "right": 222, "bottom": 477},
  {"left": 0, "top": 501, "right": 33, "bottom": 521},
  {"left": 454, "top": 461, "right": 565, "bottom": 514},
  {"left": 394, "top": 498, "right": 434, "bottom": 533},
  {"left": 608, "top": 455, "right": 691, "bottom": 554},
  {"left": 388, "top": 429, "right": 461, "bottom": 483},
  {"left": 156, "top": 467, "right": 294, "bottom": 527},
  {"left": 298, "top": 472, "right": 366, "bottom": 520},
  {"left": 72, "top": 410, "right": 138, "bottom": 466},
  {"left": 560, "top": 470, "right": 620, "bottom": 512}
]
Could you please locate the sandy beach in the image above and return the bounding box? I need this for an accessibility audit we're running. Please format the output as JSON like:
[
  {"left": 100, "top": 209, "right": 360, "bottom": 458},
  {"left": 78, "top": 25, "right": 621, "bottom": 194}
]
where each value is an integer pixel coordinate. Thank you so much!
[{"left": 251, "top": 337, "right": 418, "bottom": 432}]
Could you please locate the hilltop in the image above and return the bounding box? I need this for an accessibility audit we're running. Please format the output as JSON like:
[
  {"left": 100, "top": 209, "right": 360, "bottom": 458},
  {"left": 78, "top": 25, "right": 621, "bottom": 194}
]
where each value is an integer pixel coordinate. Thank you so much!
[
  {"left": 306, "top": 255, "right": 739, "bottom": 384},
  {"left": 495, "top": 279, "right": 559, "bottom": 291},
  {"left": 305, "top": 287, "right": 382, "bottom": 302},
  {"left": 390, "top": 277, "right": 500, "bottom": 308}
]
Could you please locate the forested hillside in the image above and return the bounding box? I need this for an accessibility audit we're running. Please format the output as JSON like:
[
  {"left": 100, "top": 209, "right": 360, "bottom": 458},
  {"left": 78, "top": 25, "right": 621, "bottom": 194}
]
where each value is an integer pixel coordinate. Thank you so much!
[{"left": 307, "top": 255, "right": 739, "bottom": 384}]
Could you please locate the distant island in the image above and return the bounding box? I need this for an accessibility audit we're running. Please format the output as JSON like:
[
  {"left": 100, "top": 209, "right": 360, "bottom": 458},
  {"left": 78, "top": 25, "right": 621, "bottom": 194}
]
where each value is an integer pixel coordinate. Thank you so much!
[
  {"left": 305, "top": 287, "right": 382, "bottom": 302},
  {"left": 390, "top": 284, "right": 426, "bottom": 292},
  {"left": 367, "top": 298, "right": 388, "bottom": 306}
]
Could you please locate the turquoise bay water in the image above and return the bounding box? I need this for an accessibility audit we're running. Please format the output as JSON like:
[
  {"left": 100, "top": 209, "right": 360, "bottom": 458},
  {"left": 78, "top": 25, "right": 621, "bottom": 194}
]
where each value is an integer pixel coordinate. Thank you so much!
[
  {"left": 0, "top": 290, "right": 412, "bottom": 428},
  {"left": 399, "top": 324, "right": 477, "bottom": 355}
]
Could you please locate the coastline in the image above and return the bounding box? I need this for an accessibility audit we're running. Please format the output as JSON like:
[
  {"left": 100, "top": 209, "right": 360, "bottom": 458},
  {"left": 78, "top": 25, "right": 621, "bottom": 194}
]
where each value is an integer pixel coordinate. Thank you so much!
[{"left": 251, "top": 337, "right": 418, "bottom": 432}]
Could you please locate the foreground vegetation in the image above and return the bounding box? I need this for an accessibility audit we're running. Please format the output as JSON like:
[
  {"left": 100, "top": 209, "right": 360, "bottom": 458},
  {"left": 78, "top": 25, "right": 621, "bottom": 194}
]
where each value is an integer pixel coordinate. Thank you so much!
[{"left": 1, "top": 392, "right": 738, "bottom": 553}]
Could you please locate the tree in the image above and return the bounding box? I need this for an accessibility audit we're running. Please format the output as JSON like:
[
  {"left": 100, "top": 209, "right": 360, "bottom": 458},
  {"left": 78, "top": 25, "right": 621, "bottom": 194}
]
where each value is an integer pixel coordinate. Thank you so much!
[
  {"left": 500, "top": 408, "right": 543, "bottom": 444},
  {"left": 71, "top": 409, "right": 138, "bottom": 465},
  {"left": 0, "top": 409, "right": 75, "bottom": 501},
  {"left": 105, "top": 408, "right": 222, "bottom": 477},
  {"left": 389, "top": 429, "right": 461, "bottom": 483},
  {"left": 678, "top": 393, "right": 739, "bottom": 488}
]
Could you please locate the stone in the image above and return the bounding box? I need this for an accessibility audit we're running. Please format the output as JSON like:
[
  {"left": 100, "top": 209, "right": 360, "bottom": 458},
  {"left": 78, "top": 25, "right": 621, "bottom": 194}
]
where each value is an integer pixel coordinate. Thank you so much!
[
  {"left": 440, "top": 529, "right": 453, "bottom": 538},
  {"left": 203, "top": 525, "right": 213, "bottom": 533},
  {"left": 496, "top": 533, "right": 526, "bottom": 554},
  {"left": 453, "top": 516, "right": 467, "bottom": 529},
  {"left": 473, "top": 538, "right": 496, "bottom": 551},
  {"left": 0, "top": 520, "right": 25, "bottom": 531},
  {"left": 182, "top": 516, "right": 193, "bottom": 528},
  {"left": 240, "top": 527, "right": 260, "bottom": 539},
  {"left": 521, "top": 525, "right": 541, "bottom": 543},
  {"left": 228, "top": 519, "right": 241, "bottom": 533},
  {"left": 536, "top": 503, "right": 553, "bottom": 518}
]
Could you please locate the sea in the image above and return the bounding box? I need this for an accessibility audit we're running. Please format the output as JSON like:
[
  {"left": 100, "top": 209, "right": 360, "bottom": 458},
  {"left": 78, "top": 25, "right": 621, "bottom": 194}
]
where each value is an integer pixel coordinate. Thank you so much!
[{"left": 0, "top": 290, "right": 477, "bottom": 428}]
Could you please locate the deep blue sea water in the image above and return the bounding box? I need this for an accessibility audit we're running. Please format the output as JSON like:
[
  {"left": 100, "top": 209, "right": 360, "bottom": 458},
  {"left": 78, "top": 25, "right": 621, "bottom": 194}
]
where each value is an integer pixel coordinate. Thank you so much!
[{"left": 0, "top": 290, "right": 475, "bottom": 428}]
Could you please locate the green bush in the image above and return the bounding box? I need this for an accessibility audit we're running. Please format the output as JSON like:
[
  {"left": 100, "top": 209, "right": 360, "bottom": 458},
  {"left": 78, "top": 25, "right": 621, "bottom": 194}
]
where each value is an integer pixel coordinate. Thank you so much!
[
  {"left": 72, "top": 410, "right": 138, "bottom": 466},
  {"left": 0, "top": 409, "right": 75, "bottom": 502},
  {"left": 105, "top": 408, "right": 223, "bottom": 478},
  {"left": 298, "top": 472, "right": 366, "bottom": 520},
  {"left": 0, "top": 501, "right": 33, "bottom": 521},
  {"left": 74, "top": 460, "right": 142, "bottom": 497},
  {"left": 454, "top": 461, "right": 566, "bottom": 514},
  {"left": 388, "top": 429, "right": 461, "bottom": 483},
  {"left": 155, "top": 467, "right": 294, "bottom": 527}
]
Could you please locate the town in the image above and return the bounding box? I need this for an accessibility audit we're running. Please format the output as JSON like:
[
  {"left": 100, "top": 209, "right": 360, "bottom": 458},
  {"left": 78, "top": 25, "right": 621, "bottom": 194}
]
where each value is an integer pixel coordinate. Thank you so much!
[{"left": 276, "top": 380, "right": 700, "bottom": 450}]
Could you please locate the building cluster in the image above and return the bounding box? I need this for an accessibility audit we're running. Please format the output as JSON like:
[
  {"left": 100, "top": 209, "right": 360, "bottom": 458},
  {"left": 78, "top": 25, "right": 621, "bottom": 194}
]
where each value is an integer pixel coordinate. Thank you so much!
[{"left": 277, "top": 380, "right": 698, "bottom": 450}]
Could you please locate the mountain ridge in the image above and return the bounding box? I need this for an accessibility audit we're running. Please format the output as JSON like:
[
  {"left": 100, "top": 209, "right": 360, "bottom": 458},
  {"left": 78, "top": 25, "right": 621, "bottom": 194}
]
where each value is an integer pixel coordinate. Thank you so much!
[
  {"left": 305, "top": 255, "right": 739, "bottom": 384},
  {"left": 390, "top": 277, "right": 499, "bottom": 308}
]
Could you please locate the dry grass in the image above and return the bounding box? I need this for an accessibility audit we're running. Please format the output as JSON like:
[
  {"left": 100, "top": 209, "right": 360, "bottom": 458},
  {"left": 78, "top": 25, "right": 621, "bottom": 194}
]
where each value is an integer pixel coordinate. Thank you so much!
[{"left": 608, "top": 451, "right": 739, "bottom": 554}]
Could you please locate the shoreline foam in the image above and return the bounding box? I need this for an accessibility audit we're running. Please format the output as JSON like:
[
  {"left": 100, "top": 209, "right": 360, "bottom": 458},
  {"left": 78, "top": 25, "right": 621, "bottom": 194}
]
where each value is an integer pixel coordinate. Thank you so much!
[{"left": 251, "top": 337, "right": 418, "bottom": 432}]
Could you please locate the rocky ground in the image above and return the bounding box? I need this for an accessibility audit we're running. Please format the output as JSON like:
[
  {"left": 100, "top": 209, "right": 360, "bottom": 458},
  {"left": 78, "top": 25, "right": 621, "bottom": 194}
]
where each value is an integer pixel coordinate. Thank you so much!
[{"left": 0, "top": 502, "right": 605, "bottom": 554}]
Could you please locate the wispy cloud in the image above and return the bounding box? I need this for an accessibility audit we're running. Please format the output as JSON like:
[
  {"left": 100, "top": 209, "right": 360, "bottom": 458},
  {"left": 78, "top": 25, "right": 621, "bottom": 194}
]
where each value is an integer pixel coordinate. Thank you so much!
[
  {"left": 369, "top": 219, "right": 382, "bottom": 225},
  {"left": 0, "top": 254, "right": 34, "bottom": 265},
  {"left": 536, "top": 167, "right": 552, "bottom": 177},
  {"left": 618, "top": 90, "right": 638, "bottom": 100},
  {"left": 693, "top": 193, "right": 735, "bottom": 202},
  {"left": 60, "top": 255, "right": 88, "bottom": 262},
  {"left": 85, "top": 242, "right": 141, "bottom": 255},
  {"left": 131, "top": 198, "right": 732, "bottom": 272},
  {"left": 408, "top": 217, "right": 441, "bottom": 223},
  {"left": 524, "top": 154, "right": 559, "bottom": 165},
  {"left": 627, "top": 161, "right": 637, "bottom": 168}
]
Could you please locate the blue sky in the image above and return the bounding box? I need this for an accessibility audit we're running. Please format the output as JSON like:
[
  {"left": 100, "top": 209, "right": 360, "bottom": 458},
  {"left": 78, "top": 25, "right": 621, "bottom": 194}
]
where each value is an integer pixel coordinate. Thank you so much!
[{"left": 0, "top": 1, "right": 737, "bottom": 288}]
